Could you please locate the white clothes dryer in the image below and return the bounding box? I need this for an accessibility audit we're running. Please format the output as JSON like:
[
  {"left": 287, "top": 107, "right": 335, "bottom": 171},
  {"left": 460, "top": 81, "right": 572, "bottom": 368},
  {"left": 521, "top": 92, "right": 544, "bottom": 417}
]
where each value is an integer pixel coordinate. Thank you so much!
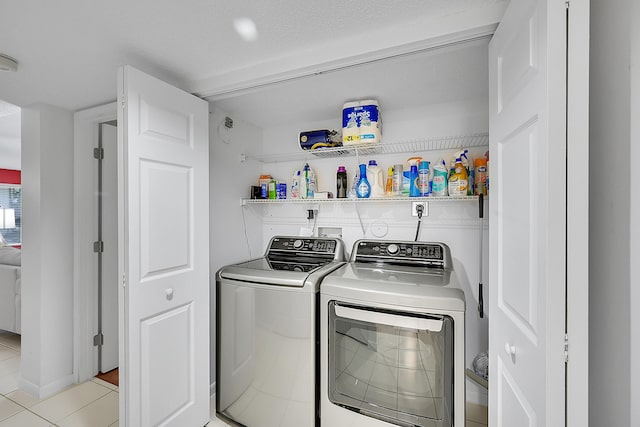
[{"left": 320, "top": 240, "right": 465, "bottom": 427}]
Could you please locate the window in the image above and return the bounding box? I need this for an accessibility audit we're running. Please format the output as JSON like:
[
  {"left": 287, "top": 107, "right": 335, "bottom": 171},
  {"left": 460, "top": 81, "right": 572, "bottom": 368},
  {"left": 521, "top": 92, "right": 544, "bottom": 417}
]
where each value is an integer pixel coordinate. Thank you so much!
[{"left": 0, "top": 186, "right": 21, "bottom": 245}]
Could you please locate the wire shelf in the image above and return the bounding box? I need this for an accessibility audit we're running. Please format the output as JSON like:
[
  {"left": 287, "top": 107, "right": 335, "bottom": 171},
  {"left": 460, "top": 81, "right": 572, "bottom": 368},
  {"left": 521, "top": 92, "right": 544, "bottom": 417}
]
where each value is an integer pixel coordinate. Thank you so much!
[
  {"left": 242, "top": 195, "right": 480, "bottom": 205},
  {"left": 244, "top": 132, "right": 489, "bottom": 163}
]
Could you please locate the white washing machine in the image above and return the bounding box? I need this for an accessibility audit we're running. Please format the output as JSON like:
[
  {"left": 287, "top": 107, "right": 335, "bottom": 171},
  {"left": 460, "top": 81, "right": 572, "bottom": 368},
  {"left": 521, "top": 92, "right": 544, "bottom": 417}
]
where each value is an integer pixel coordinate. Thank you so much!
[{"left": 320, "top": 240, "right": 465, "bottom": 427}]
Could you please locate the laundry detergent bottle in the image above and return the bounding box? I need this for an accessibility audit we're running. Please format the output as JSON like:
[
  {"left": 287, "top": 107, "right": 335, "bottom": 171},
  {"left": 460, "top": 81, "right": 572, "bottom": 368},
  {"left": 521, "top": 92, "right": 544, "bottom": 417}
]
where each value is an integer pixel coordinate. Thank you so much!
[
  {"left": 448, "top": 157, "right": 469, "bottom": 197},
  {"left": 356, "top": 164, "right": 371, "bottom": 198},
  {"left": 367, "top": 160, "right": 385, "bottom": 197}
]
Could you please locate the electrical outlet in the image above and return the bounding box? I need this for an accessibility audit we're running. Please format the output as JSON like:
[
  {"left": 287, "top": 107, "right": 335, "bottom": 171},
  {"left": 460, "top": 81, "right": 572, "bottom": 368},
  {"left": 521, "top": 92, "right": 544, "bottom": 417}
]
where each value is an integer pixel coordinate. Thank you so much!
[{"left": 411, "top": 201, "right": 428, "bottom": 217}]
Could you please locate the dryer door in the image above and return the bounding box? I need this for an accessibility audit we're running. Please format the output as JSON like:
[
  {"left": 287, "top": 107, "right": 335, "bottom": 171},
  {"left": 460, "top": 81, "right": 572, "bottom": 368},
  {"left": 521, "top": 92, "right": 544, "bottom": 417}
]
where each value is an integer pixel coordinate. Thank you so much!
[{"left": 328, "top": 302, "right": 454, "bottom": 427}]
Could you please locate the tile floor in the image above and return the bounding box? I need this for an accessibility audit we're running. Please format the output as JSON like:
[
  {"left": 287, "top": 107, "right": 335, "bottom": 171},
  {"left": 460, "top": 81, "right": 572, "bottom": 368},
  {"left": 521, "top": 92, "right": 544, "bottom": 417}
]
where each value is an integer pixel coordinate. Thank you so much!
[{"left": 0, "top": 331, "right": 486, "bottom": 426}]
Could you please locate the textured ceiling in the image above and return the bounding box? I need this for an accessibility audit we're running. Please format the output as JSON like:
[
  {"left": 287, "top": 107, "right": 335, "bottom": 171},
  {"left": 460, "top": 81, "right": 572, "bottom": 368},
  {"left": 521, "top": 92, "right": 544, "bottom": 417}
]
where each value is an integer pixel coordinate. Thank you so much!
[{"left": 0, "top": 0, "right": 508, "bottom": 111}]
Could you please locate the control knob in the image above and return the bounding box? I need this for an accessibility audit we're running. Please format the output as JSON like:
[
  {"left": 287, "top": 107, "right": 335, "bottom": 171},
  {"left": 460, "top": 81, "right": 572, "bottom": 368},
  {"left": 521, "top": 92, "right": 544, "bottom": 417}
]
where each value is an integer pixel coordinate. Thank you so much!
[
  {"left": 293, "top": 239, "right": 304, "bottom": 249},
  {"left": 387, "top": 244, "right": 399, "bottom": 255}
]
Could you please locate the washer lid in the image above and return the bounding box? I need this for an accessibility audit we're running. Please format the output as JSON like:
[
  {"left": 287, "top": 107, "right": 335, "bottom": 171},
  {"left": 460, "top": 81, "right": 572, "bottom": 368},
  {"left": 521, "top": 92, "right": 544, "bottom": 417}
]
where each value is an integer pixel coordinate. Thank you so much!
[
  {"left": 219, "top": 259, "right": 345, "bottom": 287},
  {"left": 321, "top": 263, "right": 465, "bottom": 311}
]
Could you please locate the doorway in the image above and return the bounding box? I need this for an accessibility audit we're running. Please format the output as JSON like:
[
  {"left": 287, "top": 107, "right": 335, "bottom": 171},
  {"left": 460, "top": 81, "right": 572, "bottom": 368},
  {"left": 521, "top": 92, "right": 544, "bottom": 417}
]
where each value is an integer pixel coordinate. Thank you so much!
[
  {"left": 73, "top": 102, "right": 118, "bottom": 385},
  {"left": 94, "top": 121, "right": 119, "bottom": 384}
]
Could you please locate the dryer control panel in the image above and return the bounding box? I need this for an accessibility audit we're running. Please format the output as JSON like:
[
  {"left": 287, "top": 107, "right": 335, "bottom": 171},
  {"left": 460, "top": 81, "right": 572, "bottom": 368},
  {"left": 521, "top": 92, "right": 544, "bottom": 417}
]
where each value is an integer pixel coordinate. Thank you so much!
[
  {"left": 352, "top": 240, "right": 453, "bottom": 270},
  {"left": 267, "top": 236, "right": 346, "bottom": 260}
]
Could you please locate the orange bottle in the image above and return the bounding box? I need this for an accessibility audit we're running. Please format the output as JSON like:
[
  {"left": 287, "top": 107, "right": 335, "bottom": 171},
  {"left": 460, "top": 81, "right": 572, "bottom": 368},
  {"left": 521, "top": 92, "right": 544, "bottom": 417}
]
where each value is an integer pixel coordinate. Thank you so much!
[{"left": 474, "top": 157, "right": 487, "bottom": 196}]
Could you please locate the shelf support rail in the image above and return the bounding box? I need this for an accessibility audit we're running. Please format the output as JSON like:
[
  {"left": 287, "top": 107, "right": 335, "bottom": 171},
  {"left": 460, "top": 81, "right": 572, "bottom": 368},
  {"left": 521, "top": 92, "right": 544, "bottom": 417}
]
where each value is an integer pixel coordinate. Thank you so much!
[{"left": 354, "top": 201, "right": 366, "bottom": 236}]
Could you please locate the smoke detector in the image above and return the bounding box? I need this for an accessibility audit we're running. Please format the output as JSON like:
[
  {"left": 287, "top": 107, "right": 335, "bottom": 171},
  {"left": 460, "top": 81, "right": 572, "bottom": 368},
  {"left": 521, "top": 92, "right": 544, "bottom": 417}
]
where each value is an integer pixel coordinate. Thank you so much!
[{"left": 0, "top": 54, "right": 18, "bottom": 72}]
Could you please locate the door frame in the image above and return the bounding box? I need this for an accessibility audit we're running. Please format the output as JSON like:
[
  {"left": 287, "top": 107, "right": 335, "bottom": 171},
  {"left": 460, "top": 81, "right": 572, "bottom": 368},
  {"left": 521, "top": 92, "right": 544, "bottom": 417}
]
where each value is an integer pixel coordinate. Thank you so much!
[
  {"left": 566, "top": 1, "right": 589, "bottom": 426},
  {"left": 73, "top": 102, "right": 117, "bottom": 383}
]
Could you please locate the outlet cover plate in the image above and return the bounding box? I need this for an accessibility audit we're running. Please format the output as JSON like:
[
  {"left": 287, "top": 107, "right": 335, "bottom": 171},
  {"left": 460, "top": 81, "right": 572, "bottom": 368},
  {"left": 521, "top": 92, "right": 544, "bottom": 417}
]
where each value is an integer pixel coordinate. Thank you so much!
[{"left": 411, "top": 201, "right": 428, "bottom": 217}]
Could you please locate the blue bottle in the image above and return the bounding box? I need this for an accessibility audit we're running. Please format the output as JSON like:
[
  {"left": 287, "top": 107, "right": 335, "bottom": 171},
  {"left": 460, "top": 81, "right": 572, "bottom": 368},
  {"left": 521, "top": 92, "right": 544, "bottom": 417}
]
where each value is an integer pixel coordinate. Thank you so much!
[
  {"left": 409, "top": 162, "right": 420, "bottom": 197},
  {"left": 356, "top": 164, "right": 371, "bottom": 198}
]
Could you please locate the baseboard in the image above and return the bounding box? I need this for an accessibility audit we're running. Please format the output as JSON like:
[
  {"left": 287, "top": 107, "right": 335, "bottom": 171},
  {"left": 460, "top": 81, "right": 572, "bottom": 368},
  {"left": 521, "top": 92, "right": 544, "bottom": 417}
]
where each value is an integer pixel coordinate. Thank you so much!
[
  {"left": 19, "top": 373, "right": 75, "bottom": 399},
  {"left": 466, "top": 389, "right": 489, "bottom": 406},
  {"left": 466, "top": 401, "right": 489, "bottom": 425}
]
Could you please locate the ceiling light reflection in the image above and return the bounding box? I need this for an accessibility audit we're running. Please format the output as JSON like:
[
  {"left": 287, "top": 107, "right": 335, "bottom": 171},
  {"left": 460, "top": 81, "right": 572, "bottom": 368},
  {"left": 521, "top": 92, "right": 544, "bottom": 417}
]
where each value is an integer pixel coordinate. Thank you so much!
[{"left": 233, "top": 17, "right": 259, "bottom": 42}]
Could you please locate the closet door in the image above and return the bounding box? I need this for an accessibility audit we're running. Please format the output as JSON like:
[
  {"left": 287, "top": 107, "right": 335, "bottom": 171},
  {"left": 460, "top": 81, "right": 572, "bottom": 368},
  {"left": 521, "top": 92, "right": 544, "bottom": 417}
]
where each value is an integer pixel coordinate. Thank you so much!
[
  {"left": 118, "top": 65, "right": 210, "bottom": 427},
  {"left": 488, "top": 0, "right": 588, "bottom": 425}
]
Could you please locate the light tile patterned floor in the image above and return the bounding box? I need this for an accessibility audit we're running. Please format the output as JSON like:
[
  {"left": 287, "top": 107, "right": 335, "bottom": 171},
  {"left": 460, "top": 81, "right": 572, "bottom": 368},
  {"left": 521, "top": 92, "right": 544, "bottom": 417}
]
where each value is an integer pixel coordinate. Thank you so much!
[{"left": 0, "top": 331, "right": 486, "bottom": 426}]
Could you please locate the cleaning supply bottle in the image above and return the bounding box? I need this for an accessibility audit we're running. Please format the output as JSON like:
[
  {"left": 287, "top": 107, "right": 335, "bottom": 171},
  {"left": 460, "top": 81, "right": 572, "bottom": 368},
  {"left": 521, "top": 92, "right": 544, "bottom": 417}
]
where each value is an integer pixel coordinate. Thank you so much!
[
  {"left": 467, "top": 161, "right": 475, "bottom": 196},
  {"left": 336, "top": 166, "right": 348, "bottom": 198},
  {"left": 349, "top": 170, "right": 359, "bottom": 198},
  {"left": 418, "top": 160, "right": 430, "bottom": 196},
  {"left": 408, "top": 158, "right": 420, "bottom": 197},
  {"left": 448, "top": 157, "right": 469, "bottom": 197},
  {"left": 385, "top": 166, "right": 393, "bottom": 195},
  {"left": 300, "top": 164, "right": 309, "bottom": 199},
  {"left": 367, "top": 160, "right": 385, "bottom": 197},
  {"left": 268, "top": 179, "right": 277, "bottom": 199},
  {"left": 356, "top": 164, "right": 371, "bottom": 198},
  {"left": 432, "top": 159, "right": 449, "bottom": 196},
  {"left": 307, "top": 164, "right": 316, "bottom": 198},
  {"left": 392, "top": 164, "right": 403, "bottom": 196},
  {"left": 454, "top": 149, "right": 474, "bottom": 195},
  {"left": 291, "top": 170, "right": 300, "bottom": 199},
  {"left": 474, "top": 157, "right": 487, "bottom": 196},
  {"left": 486, "top": 160, "right": 490, "bottom": 194}
]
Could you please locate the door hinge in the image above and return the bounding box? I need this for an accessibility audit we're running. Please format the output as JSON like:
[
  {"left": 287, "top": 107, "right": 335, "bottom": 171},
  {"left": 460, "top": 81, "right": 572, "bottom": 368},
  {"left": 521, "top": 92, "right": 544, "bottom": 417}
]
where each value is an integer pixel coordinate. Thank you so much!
[
  {"left": 93, "top": 333, "right": 104, "bottom": 346},
  {"left": 93, "top": 241, "right": 104, "bottom": 253},
  {"left": 93, "top": 147, "right": 104, "bottom": 160},
  {"left": 564, "top": 333, "right": 569, "bottom": 363},
  {"left": 565, "top": 0, "right": 570, "bottom": 8}
]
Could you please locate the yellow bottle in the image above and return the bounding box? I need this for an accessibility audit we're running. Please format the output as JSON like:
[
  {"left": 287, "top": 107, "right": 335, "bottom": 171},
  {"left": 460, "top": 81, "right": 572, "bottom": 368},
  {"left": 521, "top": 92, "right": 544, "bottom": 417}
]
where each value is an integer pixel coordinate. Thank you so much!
[{"left": 385, "top": 166, "right": 393, "bottom": 195}]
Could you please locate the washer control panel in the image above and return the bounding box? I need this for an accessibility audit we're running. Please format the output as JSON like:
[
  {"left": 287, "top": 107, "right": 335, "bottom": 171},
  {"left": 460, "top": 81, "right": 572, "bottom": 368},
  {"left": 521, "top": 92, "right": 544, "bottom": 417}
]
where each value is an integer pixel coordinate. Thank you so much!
[
  {"left": 267, "top": 236, "right": 346, "bottom": 261},
  {"left": 353, "top": 240, "right": 452, "bottom": 270}
]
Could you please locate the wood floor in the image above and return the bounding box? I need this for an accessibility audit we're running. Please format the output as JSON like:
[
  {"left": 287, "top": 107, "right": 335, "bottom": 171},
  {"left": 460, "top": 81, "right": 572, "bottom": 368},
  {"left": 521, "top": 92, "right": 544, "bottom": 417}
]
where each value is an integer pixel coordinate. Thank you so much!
[{"left": 96, "top": 368, "right": 119, "bottom": 386}]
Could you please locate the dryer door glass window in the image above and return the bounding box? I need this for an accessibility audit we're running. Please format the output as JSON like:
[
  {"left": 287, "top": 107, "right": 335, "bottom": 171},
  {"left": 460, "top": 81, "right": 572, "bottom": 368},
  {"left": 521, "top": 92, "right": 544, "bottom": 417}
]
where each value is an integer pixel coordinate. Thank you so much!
[{"left": 328, "top": 301, "right": 454, "bottom": 427}]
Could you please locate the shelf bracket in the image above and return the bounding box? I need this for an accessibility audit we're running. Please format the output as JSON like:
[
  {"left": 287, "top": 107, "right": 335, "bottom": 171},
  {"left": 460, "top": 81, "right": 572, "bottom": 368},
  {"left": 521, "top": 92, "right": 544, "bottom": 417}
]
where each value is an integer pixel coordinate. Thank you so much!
[
  {"left": 354, "top": 202, "right": 366, "bottom": 236},
  {"left": 240, "top": 153, "right": 247, "bottom": 163}
]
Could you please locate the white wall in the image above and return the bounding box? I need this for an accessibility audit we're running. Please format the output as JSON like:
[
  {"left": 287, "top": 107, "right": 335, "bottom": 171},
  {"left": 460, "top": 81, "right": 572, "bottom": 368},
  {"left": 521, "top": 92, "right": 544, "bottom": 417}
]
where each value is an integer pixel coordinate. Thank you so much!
[
  {"left": 630, "top": 1, "right": 640, "bottom": 425},
  {"left": 209, "top": 105, "right": 264, "bottom": 391},
  {"left": 20, "top": 103, "right": 75, "bottom": 398},
  {"left": 589, "top": 0, "right": 631, "bottom": 425}
]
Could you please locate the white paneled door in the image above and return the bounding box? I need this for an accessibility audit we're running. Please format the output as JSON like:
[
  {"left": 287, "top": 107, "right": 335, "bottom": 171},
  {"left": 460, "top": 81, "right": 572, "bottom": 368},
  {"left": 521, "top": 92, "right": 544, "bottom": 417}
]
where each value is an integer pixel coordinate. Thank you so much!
[
  {"left": 488, "top": 0, "right": 588, "bottom": 426},
  {"left": 117, "top": 66, "right": 210, "bottom": 426}
]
